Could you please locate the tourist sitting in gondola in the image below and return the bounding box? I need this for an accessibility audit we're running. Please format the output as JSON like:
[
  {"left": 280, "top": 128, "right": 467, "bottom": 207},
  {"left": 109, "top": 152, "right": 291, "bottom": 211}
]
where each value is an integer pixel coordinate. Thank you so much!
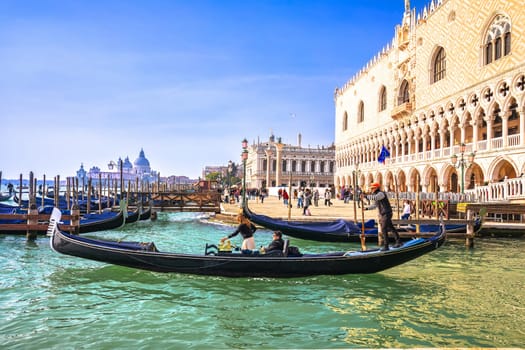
[
  {"left": 220, "top": 213, "right": 257, "bottom": 252},
  {"left": 260, "top": 231, "right": 284, "bottom": 254}
]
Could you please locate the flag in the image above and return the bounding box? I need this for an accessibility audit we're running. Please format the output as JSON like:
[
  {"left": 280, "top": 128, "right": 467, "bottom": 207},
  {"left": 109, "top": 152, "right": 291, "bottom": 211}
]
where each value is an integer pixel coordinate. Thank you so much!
[{"left": 377, "top": 145, "right": 390, "bottom": 164}]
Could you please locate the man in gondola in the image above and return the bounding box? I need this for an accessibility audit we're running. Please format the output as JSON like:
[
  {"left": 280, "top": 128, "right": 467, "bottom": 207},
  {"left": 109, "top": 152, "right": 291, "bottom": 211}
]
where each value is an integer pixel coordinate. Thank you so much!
[
  {"left": 362, "top": 182, "right": 401, "bottom": 251},
  {"left": 260, "top": 231, "right": 284, "bottom": 254}
]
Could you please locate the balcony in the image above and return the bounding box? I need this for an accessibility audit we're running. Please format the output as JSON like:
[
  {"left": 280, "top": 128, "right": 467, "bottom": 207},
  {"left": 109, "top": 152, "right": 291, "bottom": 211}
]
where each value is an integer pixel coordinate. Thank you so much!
[{"left": 391, "top": 102, "right": 412, "bottom": 119}]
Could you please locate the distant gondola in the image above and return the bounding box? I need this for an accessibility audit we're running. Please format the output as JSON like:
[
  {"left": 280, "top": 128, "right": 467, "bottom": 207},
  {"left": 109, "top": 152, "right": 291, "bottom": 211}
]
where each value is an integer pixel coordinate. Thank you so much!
[{"left": 48, "top": 207, "right": 446, "bottom": 277}]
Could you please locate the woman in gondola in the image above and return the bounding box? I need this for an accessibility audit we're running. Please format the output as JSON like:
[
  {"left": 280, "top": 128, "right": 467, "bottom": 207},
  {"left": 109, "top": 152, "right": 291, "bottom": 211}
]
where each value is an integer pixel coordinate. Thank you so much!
[{"left": 220, "top": 213, "right": 257, "bottom": 252}]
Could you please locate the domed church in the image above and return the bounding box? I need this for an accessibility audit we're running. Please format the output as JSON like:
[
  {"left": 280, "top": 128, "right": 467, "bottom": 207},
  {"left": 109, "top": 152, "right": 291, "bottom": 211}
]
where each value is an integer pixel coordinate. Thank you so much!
[{"left": 133, "top": 148, "right": 151, "bottom": 176}]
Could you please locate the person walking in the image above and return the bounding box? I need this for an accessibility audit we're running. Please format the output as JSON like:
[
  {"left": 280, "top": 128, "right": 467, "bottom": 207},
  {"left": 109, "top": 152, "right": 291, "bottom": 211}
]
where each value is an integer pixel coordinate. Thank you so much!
[
  {"left": 362, "top": 182, "right": 401, "bottom": 251},
  {"left": 401, "top": 200, "right": 412, "bottom": 220},
  {"left": 282, "top": 189, "right": 289, "bottom": 207},
  {"left": 324, "top": 188, "right": 332, "bottom": 206},
  {"left": 303, "top": 189, "right": 312, "bottom": 216}
]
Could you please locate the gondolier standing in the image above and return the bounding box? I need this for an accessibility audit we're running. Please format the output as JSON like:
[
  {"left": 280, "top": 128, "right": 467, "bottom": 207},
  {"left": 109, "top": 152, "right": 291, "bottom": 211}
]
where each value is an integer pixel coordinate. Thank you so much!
[{"left": 362, "top": 182, "right": 401, "bottom": 251}]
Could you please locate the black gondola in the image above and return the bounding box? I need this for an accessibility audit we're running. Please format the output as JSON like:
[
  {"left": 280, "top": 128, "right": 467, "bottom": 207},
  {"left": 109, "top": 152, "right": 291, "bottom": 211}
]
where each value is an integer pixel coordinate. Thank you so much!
[
  {"left": 243, "top": 206, "right": 482, "bottom": 242},
  {"left": 48, "top": 208, "right": 446, "bottom": 277}
]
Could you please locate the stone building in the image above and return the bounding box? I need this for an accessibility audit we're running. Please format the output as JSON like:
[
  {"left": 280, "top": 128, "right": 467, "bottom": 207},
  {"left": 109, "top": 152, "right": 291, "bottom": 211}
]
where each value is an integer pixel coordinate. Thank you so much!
[
  {"left": 244, "top": 134, "right": 335, "bottom": 193},
  {"left": 334, "top": 0, "right": 525, "bottom": 201}
]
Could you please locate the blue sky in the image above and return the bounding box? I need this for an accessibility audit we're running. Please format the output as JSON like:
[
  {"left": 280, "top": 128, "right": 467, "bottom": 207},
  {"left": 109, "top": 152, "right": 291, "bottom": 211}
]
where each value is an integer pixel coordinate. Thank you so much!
[{"left": 0, "top": 0, "right": 429, "bottom": 180}]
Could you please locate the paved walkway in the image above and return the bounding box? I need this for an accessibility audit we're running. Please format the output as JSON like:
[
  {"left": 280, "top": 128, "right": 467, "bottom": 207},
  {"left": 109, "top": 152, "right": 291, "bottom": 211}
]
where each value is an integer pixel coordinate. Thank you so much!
[{"left": 221, "top": 195, "right": 388, "bottom": 221}]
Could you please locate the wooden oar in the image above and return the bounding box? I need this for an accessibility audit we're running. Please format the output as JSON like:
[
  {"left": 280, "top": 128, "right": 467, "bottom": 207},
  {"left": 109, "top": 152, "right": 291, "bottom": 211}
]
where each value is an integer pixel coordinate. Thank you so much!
[{"left": 360, "top": 197, "right": 367, "bottom": 251}]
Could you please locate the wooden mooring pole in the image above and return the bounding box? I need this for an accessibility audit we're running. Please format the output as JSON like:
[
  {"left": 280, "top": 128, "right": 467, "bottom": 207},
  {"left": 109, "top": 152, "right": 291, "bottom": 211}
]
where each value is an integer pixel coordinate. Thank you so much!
[{"left": 465, "top": 209, "right": 474, "bottom": 248}]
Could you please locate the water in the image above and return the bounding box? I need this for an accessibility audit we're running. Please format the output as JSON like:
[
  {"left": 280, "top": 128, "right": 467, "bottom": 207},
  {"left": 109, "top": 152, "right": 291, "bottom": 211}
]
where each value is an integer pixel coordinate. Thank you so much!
[{"left": 1, "top": 212, "right": 524, "bottom": 349}]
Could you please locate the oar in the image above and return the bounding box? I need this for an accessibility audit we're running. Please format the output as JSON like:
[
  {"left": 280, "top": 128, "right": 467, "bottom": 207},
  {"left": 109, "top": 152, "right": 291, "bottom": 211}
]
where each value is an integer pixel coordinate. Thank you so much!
[{"left": 360, "top": 197, "right": 367, "bottom": 251}]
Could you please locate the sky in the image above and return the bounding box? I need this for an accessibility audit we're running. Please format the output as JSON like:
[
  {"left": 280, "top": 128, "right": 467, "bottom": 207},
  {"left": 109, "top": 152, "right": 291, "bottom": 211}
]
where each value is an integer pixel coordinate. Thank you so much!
[{"left": 0, "top": 0, "right": 430, "bottom": 180}]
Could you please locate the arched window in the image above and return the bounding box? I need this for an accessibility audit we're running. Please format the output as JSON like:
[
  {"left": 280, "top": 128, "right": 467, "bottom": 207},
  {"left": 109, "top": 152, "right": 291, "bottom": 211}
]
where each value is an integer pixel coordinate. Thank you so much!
[
  {"left": 398, "top": 79, "right": 410, "bottom": 105},
  {"left": 343, "top": 112, "right": 348, "bottom": 131},
  {"left": 357, "top": 101, "right": 364, "bottom": 123},
  {"left": 292, "top": 160, "right": 297, "bottom": 172},
  {"left": 432, "top": 47, "right": 446, "bottom": 83},
  {"left": 282, "top": 160, "right": 287, "bottom": 172},
  {"left": 378, "top": 86, "right": 387, "bottom": 111},
  {"left": 484, "top": 15, "right": 511, "bottom": 65}
]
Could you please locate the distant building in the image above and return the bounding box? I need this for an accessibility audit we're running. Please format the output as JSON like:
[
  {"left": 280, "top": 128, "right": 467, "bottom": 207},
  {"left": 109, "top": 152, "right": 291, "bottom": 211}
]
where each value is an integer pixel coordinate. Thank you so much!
[
  {"left": 244, "top": 133, "right": 335, "bottom": 191},
  {"left": 78, "top": 148, "right": 158, "bottom": 186}
]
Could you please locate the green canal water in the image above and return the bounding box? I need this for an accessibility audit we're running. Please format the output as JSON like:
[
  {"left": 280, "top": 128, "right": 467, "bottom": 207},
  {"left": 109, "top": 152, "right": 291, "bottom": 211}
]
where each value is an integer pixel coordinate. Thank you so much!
[{"left": 1, "top": 212, "right": 524, "bottom": 349}]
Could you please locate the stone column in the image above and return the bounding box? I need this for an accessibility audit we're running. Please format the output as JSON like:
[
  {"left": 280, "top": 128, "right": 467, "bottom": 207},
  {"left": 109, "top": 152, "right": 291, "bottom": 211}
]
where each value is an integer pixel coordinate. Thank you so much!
[
  {"left": 265, "top": 148, "right": 273, "bottom": 188},
  {"left": 486, "top": 118, "right": 493, "bottom": 151},
  {"left": 275, "top": 143, "right": 284, "bottom": 187},
  {"left": 502, "top": 111, "right": 510, "bottom": 147},
  {"left": 520, "top": 107, "right": 525, "bottom": 146}
]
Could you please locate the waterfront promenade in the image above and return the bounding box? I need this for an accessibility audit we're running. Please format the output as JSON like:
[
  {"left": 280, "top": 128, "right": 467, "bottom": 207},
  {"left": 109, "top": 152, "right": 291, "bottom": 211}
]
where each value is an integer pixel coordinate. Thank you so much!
[{"left": 220, "top": 195, "right": 381, "bottom": 221}]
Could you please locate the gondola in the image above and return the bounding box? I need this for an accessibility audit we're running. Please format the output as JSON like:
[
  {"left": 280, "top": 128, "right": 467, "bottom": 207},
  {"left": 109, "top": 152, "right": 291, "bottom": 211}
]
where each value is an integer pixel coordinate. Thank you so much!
[
  {"left": 48, "top": 207, "right": 446, "bottom": 277},
  {"left": 125, "top": 207, "right": 140, "bottom": 224},
  {"left": 139, "top": 205, "right": 152, "bottom": 221},
  {"left": 0, "top": 207, "right": 126, "bottom": 235},
  {"left": 243, "top": 206, "right": 482, "bottom": 242}
]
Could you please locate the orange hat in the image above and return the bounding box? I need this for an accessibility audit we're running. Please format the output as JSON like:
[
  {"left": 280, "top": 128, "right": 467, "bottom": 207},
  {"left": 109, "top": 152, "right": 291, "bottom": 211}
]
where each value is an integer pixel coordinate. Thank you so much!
[{"left": 370, "top": 182, "right": 381, "bottom": 190}]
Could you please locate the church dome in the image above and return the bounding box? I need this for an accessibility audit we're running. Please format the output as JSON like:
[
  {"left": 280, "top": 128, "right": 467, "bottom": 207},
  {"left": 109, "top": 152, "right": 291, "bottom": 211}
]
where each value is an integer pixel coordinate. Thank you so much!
[
  {"left": 123, "top": 156, "right": 133, "bottom": 170},
  {"left": 134, "top": 148, "right": 150, "bottom": 168}
]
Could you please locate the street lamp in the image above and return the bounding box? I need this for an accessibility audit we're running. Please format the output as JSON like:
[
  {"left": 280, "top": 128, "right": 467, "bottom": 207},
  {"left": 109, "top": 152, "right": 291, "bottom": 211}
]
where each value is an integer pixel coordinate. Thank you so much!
[
  {"left": 451, "top": 143, "right": 476, "bottom": 194},
  {"left": 241, "top": 138, "right": 248, "bottom": 205},
  {"left": 352, "top": 158, "right": 361, "bottom": 222},
  {"left": 227, "top": 160, "right": 233, "bottom": 191},
  {"left": 108, "top": 158, "right": 124, "bottom": 201}
]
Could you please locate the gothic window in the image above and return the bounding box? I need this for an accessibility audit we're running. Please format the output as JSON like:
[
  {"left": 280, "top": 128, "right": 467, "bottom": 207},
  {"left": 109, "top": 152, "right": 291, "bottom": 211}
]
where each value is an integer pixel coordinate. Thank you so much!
[
  {"left": 343, "top": 112, "right": 348, "bottom": 131},
  {"left": 357, "top": 101, "right": 364, "bottom": 123},
  {"left": 398, "top": 79, "right": 410, "bottom": 105},
  {"left": 484, "top": 15, "right": 511, "bottom": 65},
  {"left": 378, "top": 86, "right": 387, "bottom": 112},
  {"left": 431, "top": 47, "right": 446, "bottom": 83}
]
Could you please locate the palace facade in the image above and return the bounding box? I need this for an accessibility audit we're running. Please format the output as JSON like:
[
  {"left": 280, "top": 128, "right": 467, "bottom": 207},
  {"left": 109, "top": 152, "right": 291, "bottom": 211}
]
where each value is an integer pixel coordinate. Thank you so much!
[
  {"left": 334, "top": 0, "right": 525, "bottom": 201},
  {"left": 244, "top": 134, "right": 335, "bottom": 193}
]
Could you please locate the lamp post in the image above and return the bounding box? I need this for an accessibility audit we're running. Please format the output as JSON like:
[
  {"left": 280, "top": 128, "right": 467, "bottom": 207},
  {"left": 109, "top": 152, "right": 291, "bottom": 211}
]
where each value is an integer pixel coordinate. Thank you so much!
[
  {"left": 108, "top": 158, "right": 124, "bottom": 202},
  {"left": 241, "top": 138, "right": 248, "bottom": 206},
  {"left": 451, "top": 143, "right": 476, "bottom": 194},
  {"left": 227, "top": 160, "right": 233, "bottom": 192},
  {"left": 352, "top": 160, "right": 361, "bottom": 222}
]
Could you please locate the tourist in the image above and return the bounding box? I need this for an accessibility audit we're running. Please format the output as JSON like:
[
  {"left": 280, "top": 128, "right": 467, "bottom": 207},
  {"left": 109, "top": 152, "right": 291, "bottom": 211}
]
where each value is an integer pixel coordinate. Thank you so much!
[
  {"left": 259, "top": 187, "right": 267, "bottom": 204},
  {"left": 303, "top": 189, "right": 312, "bottom": 215},
  {"left": 297, "top": 188, "right": 304, "bottom": 208},
  {"left": 362, "top": 182, "right": 401, "bottom": 251},
  {"left": 324, "top": 188, "right": 332, "bottom": 206},
  {"left": 313, "top": 189, "right": 319, "bottom": 207},
  {"left": 220, "top": 213, "right": 257, "bottom": 251},
  {"left": 223, "top": 188, "right": 230, "bottom": 204},
  {"left": 260, "top": 231, "right": 284, "bottom": 254},
  {"left": 282, "top": 189, "right": 289, "bottom": 206},
  {"left": 401, "top": 200, "right": 411, "bottom": 220},
  {"left": 354, "top": 185, "right": 362, "bottom": 208}
]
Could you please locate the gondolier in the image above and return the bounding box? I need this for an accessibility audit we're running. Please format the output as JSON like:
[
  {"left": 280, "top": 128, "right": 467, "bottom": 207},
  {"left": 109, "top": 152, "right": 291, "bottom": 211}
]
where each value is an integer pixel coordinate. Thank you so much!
[{"left": 362, "top": 182, "right": 401, "bottom": 251}]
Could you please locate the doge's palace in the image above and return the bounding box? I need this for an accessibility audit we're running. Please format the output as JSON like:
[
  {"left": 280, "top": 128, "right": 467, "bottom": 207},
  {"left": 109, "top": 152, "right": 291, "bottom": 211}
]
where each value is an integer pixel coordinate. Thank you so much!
[{"left": 334, "top": 0, "right": 525, "bottom": 201}]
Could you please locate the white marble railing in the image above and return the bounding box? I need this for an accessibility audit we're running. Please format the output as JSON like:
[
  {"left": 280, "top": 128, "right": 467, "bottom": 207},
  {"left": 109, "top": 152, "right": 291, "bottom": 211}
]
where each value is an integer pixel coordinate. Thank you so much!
[{"left": 468, "top": 177, "right": 525, "bottom": 202}]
